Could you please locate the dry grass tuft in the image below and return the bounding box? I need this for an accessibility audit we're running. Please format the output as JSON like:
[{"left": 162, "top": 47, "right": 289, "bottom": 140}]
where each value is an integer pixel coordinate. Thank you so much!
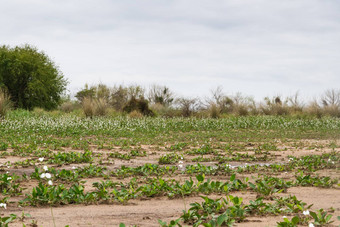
[{"left": 0, "top": 89, "right": 12, "bottom": 118}]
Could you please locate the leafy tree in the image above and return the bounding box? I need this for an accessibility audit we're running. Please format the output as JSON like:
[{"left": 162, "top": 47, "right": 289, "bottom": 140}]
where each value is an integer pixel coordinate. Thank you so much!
[
  {"left": 75, "top": 84, "right": 96, "bottom": 102},
  {"left": 0, "top": 44, "right": 67, "bottom": 110}
]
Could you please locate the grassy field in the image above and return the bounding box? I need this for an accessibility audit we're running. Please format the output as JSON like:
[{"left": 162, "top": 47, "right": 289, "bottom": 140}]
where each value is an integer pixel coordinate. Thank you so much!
[{"left": 0, "top": 110, "right": 339, "bottom": 226}]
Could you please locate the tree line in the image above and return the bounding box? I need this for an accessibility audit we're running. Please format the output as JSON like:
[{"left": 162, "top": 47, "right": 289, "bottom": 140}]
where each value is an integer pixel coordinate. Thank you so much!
[{"left": 1, "top": 44, "right": 340, "bottom": 118}]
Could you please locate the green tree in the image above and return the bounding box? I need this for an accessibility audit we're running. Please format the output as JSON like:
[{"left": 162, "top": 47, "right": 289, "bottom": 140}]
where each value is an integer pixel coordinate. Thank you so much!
[{"left": 0, "top": 44, "right": 67, "bottom": 110}]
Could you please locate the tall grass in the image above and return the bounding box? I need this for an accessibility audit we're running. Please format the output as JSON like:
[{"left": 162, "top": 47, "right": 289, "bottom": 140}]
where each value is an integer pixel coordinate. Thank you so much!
[
  {"left": 82, "top": 97, "right": 108, "bottom": 117},
  {"left": 0, "top": 89, "right": 12, "bottom": 118}
]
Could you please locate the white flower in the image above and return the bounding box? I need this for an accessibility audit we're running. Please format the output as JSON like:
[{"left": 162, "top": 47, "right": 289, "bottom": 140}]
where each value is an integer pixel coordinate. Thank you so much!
[
  {"left": 45, "top": 173, "right": 52, "bottom": 179},
  {"left": 43, "top": 166, "right": 48, "bottom": 171},
  {"left": 180, "top": 157, "right": 183, "bottom": 160},
  {"left": 178, "top": 164, "right": 183, "bottom": 168},
  {"left": 40, "top": 173, "right": 46, "bottom": 178},
  {"left": 303, "top": 210, "right": 310, "bottom": 216},
  {"left": 48, "top": 180, "right": 53, "bottom": 186},
  {"left": 72, "top": 166, "right": 77, "bottom": 170},
  {"left": 283, "top": 216, "right": 287, "bottom": 219},
  {"left": 309, "top": 223, "right": 315, "bottom": 227},
  {"left": 6, "top": 171, "right": 9, "bottom": 174},
  {"left": 7, "top": 177, "right": 12, "bottom": 180},
  {"left": 178, "top": 161, "right": 183, "bottom": 164},
  {"left": 0, "top": 203, "right": 7, "bottom": 209},
  {"left": 38, "top": 157, "right": 44, "bottom": 162}
]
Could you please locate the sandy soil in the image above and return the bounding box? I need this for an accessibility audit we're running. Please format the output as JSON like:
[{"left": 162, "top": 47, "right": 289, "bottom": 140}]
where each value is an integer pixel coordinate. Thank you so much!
[{"left": 0, "top": 139, "right": 339, "bottom": 227}]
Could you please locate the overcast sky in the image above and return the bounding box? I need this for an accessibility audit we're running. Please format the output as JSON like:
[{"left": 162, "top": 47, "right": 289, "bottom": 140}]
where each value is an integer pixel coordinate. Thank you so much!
[{"left": 1, "top": 0, "right": 339, "bottom": 101}]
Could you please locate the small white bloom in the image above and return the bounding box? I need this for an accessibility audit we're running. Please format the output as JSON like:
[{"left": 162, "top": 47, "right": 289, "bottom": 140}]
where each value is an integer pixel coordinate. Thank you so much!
[
  {"left": 178, "top": 161, "right": 183, "bottom": 164},
  {"left": 180, "top": 157, "right": 183, "bottom": 160},
  {"left": 178, "top": 164, "right": 183, "bottom": 168},
  {"left": 0, "top": 203, "right": 7, "bottom": 209},
  {"left": 45, "top": 173, "right": 52, "bottom": 179},
  {"left": 7, "top": 166, "right": 10, "bottom": 169},
  {"left": 48, "top": 180, "right": 53, "bottom": 185},
  {"left": 43, "top": 166, "right": 48, "bottom": 171},
  {"left": 303, "top": 210, "right": 310, "bottom": 216},
  {"left": 40, "top": 173, "right": 46, "bottom": 178},
  {"left": 38, "top": 157, "right": 44, "bottom": 162},
  {"left": 72, "top": 166, "right": 77, "bottom": 170},
  {"left": 283, "top": 216, "right": 287, "bottom": 219},
  {"left": 6, "top": 177, "right": 11, "bottom": 180},
  {"left": 309, "top": 223, "right": 315, "bottom": 227}
]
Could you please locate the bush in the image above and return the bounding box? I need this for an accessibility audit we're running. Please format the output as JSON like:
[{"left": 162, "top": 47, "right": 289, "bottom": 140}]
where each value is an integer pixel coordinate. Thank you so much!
[
  {"left": 306, "top": 101, "right": 323, "bottom": 118},
  {"left": 59, "top": 101, "right": 79, "bottom": 113},
  {"left": 209, "top": 104, "right": 220, "bottom": 118},
  {"left": 95, "top": 98, "right": 108, "bottom": 116},
  {"left": 0, "top": 44, "right": 67, "bottom": 110},
  {"left": 0, "top": 89, "right": 12, "bottom": 118},
  {"left": 323, "top": 104, "right": 340, "bottom": 117},
  {"left": 123, "top": 97, "right": 154, "bottom": 116},
  {"left": 177, "top": 98, "right": 199, "bottom": 117},
  {"left": 82, "top": 97, "right": 95, "bottom": 118},
  {"left": 81, "top": 97, "right": 109, "bottom": 118},
  {"left": 128, "top": 110, "right": 143, "bottom": 118}
]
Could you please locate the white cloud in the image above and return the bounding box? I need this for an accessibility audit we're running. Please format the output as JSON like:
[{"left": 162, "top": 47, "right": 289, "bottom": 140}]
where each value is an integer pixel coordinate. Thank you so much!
[{"left": 1, "top": 0, "right": 339, "bottom": 100}]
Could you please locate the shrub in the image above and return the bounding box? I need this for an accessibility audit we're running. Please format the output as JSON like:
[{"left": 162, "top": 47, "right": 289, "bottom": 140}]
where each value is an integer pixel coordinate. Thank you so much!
[
  {"left": 0, "top": 89, "right": 12, "bottom": 118},
  {"left": 323, "top": 104, "right": 340, "bottom": 117},
  {"left": 209, "top": 104, "right": 220, "bottom": 118},
  {"left": 177, "top": 98, "right": 199, "bottom": 117},
  {"left": 82, "top": 97, "right": 95, "bottom": 118},
  {"left": 123, "top": 97, "right": 154, "bottom": 116},
  {"left": 33, "top": 107, "right": 46, "bottom": 114},
  {"left": 147, "top": 85, "right": 175, "bottom": 106},
  {"left": 260, "top": 96, "right": 289, "bottom": 116},
  {"left": 234, "top": 104, "right": 249, "bottom": 116},
  {"left": 95, "top": 98, "right": 108, "bottom": 116},
  {"left": 128, "top": 110, "right": 143, "bottom": 118},
  {"left": 306, "top": 101, "right": 323, "bottom": 118},
  {"left": 0, "top": 44, "right": 67, "bottom": 110},
  {"left": 59, "top": 101, "right": 79, "bottom": 113}
]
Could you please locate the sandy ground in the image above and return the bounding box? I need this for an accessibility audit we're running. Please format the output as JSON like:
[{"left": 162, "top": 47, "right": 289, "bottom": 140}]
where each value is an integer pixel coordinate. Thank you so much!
[{"left": 0, "top": 139, "right": 339, "bottom": 227}]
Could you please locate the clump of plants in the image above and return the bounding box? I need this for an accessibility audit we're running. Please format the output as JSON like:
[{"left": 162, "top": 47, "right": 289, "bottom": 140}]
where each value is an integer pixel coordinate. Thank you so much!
[
  {"left": 123, "top": 97, "right": 154, "bottom": 116},
  {"left": 0, "top": 89, "right": 12, "bottom": 119}
]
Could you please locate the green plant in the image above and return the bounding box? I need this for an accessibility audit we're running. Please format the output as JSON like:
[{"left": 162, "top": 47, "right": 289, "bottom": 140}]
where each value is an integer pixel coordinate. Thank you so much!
[
  {"left": 159, "top": 153, "right": 182, "bottom": 164},
  {"left": 0, "top": 142, "right": 8, "bottom": 151},
  {"left": 0, "top": 214, "right": 17, "bottom": 227},
  {"left": 0, "top": 44, "right": 67, "bottom": 110},
  {"left": 310, "top": 209, "right": 333, "bottom": 225},
  {"left": 0, "top": 89, "right": 11, "bottom": 119},
  {"left": 277, "top": 216, "right": 300, "bottom": 227},
  {"left": 158, "top": 218, "right": 182, "bottom": 227}
]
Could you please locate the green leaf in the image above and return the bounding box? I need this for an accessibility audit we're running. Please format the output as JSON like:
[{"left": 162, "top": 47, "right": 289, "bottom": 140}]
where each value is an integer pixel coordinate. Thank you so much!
[
  {"left": 196, "top": 174, "right": 204, "bottom": 182},
  {"left": 216, "top": 214, "right": 228, "bottom": 226},
  {"left": 310, "top": 211, "right": 317, "bottom": 220},
  {"left": 291, "top": 216, "right": 299, "bottom": 225},
  {"left": 325, "top": 214, "right": 332, "bottom": 222}
]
